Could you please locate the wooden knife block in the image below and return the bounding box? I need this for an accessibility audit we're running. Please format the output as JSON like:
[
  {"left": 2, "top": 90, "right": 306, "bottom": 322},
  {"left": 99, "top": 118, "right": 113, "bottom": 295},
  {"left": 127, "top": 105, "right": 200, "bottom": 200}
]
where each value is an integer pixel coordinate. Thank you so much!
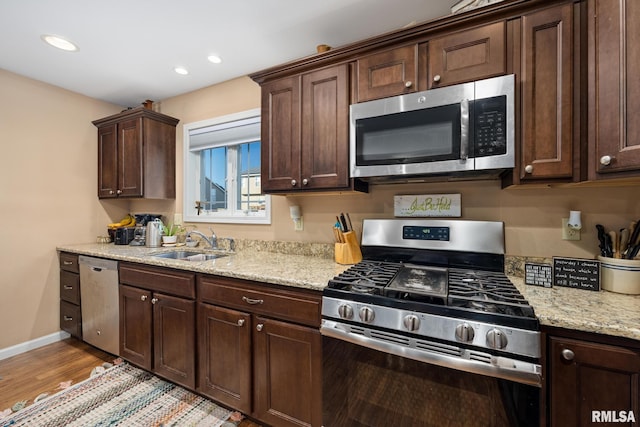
[{"left": 335, "top": 231, "right": 363, "bottom": 265}]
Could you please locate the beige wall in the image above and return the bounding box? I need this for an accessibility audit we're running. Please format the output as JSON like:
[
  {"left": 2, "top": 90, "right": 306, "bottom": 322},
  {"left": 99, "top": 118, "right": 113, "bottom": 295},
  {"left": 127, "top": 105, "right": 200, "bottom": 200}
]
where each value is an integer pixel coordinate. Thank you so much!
[
  {"left": 0, "top": 69, "right": 124, "bottom": 349},
  {"left": 1, "top": 70, "right": 639, "bottom": 350}
]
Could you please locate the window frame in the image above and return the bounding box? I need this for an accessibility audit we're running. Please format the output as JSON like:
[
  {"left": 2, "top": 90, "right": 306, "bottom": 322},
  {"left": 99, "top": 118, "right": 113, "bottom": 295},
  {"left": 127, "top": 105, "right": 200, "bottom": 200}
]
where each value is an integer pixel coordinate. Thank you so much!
[{"left": 182, "top": 108, "right": 271, "bottom": 224}]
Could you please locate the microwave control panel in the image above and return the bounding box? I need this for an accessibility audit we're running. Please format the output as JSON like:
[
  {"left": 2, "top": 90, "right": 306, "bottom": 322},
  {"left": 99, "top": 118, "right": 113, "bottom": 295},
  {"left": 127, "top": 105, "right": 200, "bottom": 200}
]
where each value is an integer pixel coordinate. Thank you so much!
[{"left": 473, "top": 95, "right": 507, "bottom": 157}]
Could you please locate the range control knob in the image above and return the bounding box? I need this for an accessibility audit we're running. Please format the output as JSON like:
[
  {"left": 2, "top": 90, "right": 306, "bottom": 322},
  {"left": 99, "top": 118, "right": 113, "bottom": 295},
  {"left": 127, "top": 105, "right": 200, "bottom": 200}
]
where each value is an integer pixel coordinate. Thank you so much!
[
  {"left": 486, "top": 328, "right": 508, "bottom": 350},
  {"left": 337, "top": 304, "right": 354, "bottom": 320},
  {"left": 403, "top": 314, "right": 420, "bottom": 331},
  {"left": 358, "top": 306, "right": 375, "bottom": 323},
  {"left": 455, "top": 323, "right": 475, "bottom": 343}
]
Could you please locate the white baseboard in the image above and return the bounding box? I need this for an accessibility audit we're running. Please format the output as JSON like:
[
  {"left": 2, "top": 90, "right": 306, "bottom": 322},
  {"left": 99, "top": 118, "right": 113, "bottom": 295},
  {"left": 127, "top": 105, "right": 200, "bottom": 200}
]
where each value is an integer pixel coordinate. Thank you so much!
[{"left": 0, "top": 331, "right": 71, "bottom": 361}]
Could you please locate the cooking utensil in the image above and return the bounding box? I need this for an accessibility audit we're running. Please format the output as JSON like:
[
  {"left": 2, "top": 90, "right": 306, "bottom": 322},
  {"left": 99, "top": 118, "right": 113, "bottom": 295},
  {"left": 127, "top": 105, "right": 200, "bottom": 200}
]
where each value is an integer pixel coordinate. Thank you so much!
[
  {"left": 629, "top": 219, "right": 640, "bottom": 248},
  {"left": 339, "top": 213, "right": 349, "bottom": 232},
  {"left": 596, "top": 224, "right": 607, "bottom": 257},
  {"left": 603, "top": 232, "right": 613, "bottom": 258},
  {"left": 346, "top": 213, "right": 354, "bottom": 233},
  {"left": 609, "top": 231, "right": 619, "bottom": 258},
  {"left": 619, "top": 228, "right": 630, "bottom": 258}
]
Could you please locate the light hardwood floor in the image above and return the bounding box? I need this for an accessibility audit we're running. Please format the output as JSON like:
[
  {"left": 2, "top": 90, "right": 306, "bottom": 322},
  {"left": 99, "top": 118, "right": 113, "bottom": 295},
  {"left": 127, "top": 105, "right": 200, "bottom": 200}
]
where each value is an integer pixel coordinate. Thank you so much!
[{"left": 0, "top": 338, "right": 260, "bottom": 426}]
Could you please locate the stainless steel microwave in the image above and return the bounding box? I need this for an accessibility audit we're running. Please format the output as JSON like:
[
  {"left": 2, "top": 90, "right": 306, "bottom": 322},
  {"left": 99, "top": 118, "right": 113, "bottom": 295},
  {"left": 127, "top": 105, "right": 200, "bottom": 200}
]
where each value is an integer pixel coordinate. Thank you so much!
[{"left": 350, "top": 74, "right": 515, "bottom": 179}]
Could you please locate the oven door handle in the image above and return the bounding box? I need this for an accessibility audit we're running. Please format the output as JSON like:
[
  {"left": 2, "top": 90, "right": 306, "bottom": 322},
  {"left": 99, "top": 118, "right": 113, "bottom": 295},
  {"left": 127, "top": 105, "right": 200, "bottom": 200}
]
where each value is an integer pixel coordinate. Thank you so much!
[
  {"left": 321, "top": 320, "right": 541, "bottom": 388},
  {"left": 460, "top": 99, "right": 470, "bottom": 161}
]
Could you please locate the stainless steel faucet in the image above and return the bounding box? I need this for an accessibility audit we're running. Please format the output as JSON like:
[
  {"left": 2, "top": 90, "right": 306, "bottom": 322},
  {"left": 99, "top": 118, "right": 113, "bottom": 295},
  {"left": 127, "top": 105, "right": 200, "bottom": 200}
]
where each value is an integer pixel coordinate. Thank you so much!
[{"left": 187, "top": 228, "right": 217, "bottom": 249}]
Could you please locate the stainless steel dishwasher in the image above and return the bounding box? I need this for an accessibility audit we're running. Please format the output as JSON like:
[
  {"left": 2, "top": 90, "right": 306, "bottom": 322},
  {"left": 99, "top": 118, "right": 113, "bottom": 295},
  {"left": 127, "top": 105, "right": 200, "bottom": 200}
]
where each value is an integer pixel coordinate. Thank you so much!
[{"left": 79, "top": 255, "right": 120, "bottom": 355}]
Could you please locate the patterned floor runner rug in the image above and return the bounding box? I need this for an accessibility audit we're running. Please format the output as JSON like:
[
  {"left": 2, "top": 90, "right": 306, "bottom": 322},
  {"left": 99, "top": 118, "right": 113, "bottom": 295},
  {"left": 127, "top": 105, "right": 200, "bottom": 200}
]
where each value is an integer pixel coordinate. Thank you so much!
[{"left": 0, "top": 362, "right": 234, "bottom": 427}]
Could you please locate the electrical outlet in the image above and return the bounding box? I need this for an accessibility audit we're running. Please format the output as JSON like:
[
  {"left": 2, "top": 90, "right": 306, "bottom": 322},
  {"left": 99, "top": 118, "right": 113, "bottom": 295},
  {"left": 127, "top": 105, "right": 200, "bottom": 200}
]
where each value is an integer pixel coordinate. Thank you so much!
[
  {"left": 294, "top": 217, "right": 304, "bottom": 231},
  {"left": 173, "top": 213, "right": 183, "bottom": 224},
  {"left": 562, "top": 218, "right": 580, "bottom": 241}
]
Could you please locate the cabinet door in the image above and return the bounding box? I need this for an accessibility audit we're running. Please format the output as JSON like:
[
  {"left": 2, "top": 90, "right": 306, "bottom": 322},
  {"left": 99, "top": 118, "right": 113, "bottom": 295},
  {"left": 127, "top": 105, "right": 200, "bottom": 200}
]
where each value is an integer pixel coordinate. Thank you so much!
[
  {"left": 261, "top": 76, "right": 301, "bottom": 192},
  {"left": 117, "top": 118, "right": 144, "bottom": 197},
  {"left": 153, "top": 292, "right": 195, "bottom": 389},
  {"left": 588, "top": 0, "right": 640, "bottom": 178},
  {"left": 97, "top": 123, "right": 118, "bottom": 198},
  {"left": 119, "top": 284, "right": 152, "bottom": 370},
  {"left": 301, "top": 64, "right": 350, "bottom": 190},
  {"left": 549, "top": 337, "right": 640, "bottom": 426},
  {"left": 519, "top": 4, "right": 575, "bottom": 181},
  {"left": 357, "top": 45, "right": 417, "bottom": 102},
  {"left": 197, "top": 303, "right": 252, "bottom": 413},
  {"left": 429, "top": 21, "right": 506, "bottom": 89},
  {"left": 253, "top": 316, "right": 322, "bottom": 427}
]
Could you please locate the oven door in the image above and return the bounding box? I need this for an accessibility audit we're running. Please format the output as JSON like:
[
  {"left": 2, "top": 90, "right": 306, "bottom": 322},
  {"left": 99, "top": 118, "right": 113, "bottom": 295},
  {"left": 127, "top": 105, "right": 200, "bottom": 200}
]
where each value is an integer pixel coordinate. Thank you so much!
[{"left": 322, "top": 332, "right": 540, "bottom": 427}]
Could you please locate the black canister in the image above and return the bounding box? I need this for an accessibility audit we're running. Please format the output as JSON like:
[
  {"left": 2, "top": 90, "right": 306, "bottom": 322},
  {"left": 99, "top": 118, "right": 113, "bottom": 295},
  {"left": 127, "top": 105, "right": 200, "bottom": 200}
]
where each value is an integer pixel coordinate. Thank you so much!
[{"left": 114, "top": 227, "right": 136, "bottom": 245}]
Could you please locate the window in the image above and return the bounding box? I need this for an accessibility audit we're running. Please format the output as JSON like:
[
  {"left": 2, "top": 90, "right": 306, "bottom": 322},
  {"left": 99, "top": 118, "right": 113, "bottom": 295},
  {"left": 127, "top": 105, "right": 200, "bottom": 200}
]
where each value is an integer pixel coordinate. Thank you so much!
[{"left": 183, "top": 109, "right": 270, "bottom": 224}]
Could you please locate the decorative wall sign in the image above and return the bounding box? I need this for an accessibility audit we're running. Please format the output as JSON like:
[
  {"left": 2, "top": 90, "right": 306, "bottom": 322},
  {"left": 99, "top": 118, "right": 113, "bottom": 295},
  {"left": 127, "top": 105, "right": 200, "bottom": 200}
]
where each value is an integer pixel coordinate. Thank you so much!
[
  {"left": 525, "top": 263, "right": 553, "bottom": 288},
  {"left": 553, "top": 257, "right": 600, "bottom": 291},
  {"left": 394, "top": 194, "right": 461, "bottom": 217}
]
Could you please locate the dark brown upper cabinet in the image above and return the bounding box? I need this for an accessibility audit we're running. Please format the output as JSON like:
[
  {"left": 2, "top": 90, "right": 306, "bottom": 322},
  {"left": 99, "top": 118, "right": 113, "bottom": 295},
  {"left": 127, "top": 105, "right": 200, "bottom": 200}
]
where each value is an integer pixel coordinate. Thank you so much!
[
  {"left": 588, "top": 0, "right": 640, "bottom": 180},
  {"left": 356, "top": 44, "right": 418, "bottom": 102},
  {"left": 93, "top": 107, "right": 179, "bottom": 199},
  {"left": 428, "top": 21, "right": 506, "bottom": 89},
  {"left": 509, "top": 3, "right": 578, "bottom": 185}
]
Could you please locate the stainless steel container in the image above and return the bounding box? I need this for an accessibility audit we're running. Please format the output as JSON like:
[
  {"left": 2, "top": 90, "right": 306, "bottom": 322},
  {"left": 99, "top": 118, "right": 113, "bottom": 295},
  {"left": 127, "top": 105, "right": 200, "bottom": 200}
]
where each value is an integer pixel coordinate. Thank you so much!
[{"left": 146, "top": 218, "right": 163, "bottom": 247}]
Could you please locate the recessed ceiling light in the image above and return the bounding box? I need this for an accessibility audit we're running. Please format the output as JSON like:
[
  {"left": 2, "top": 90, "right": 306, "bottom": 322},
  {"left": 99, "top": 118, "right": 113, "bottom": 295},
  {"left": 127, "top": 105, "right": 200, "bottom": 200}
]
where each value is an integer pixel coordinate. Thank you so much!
[
  {"left": 207, "top": 55, "right": 222, "bottom": 64},
  {"left": 174, "top": 66, "right": 189, "bottom": 75},
  {"left": 41, "top": 34, "right": 78, "bottom": 52}
]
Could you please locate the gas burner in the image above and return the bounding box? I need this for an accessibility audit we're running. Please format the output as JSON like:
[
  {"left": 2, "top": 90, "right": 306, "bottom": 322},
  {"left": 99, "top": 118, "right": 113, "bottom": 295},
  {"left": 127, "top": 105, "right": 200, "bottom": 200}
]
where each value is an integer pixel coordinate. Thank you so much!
[{"left": 351, "top": 284, "right": 377, "bottom": 294}]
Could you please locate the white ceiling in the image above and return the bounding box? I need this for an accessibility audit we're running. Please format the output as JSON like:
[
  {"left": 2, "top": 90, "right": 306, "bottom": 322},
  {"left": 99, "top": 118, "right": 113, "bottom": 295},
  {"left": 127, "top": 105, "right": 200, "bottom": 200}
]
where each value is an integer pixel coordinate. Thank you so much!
[{"left": 0, "top": 0, "right": 459, "bottom": 108}]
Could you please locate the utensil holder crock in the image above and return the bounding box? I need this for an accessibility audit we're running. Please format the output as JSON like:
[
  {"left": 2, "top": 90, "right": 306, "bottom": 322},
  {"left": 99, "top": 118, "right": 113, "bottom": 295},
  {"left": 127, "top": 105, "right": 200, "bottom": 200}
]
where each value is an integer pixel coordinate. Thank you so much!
[{"left": 597, "top": 256, "right": 640, "bottom": 294}]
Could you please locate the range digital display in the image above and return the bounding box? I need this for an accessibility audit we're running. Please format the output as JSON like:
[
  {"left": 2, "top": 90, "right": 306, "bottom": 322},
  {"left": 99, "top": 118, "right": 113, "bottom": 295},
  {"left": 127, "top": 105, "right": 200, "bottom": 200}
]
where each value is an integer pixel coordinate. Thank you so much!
[{"left": 402, "top": 226, "right": 450, "bottom": 241}]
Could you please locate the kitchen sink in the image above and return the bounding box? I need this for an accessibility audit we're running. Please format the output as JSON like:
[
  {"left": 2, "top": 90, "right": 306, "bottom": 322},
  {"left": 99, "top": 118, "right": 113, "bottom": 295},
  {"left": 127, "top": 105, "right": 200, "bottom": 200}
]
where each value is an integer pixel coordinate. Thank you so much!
[{"left": 150, "top": 250, "right": 228, "bottom": 261}]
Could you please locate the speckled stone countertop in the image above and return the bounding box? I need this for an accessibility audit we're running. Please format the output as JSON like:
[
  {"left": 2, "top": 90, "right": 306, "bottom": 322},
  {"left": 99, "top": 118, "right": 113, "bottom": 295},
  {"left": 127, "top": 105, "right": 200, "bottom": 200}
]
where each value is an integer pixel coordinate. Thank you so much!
[
  {"left": 56, "top": 242, "right": 349, "bottom": 292},
  {"left": 511, "top": 276, "right": 640, "bottom": 341},
  {"left": 56, "top": 243, "right": 640, "bottom": 342}
]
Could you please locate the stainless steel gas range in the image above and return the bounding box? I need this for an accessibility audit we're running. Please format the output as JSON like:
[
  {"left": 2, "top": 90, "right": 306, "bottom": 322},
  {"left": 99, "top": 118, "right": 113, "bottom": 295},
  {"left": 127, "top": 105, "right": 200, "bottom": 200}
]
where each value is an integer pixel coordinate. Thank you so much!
[{"left": 321, "top": 219, "right": 541, "bottom": 427}]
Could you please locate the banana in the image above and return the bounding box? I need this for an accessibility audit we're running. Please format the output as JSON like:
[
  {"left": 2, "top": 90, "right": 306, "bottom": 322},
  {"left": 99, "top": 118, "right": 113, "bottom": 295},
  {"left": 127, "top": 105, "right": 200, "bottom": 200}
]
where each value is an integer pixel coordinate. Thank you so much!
[{"left": 108, "top": 214, "right": 136, "bottom": 228}]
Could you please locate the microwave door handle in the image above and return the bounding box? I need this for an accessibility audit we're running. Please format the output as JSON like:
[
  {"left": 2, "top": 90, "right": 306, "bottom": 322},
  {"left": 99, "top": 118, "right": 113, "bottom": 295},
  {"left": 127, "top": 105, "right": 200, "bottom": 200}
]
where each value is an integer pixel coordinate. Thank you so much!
[{"left": 460, "top": 99, "right": 469, "bottom": 161}]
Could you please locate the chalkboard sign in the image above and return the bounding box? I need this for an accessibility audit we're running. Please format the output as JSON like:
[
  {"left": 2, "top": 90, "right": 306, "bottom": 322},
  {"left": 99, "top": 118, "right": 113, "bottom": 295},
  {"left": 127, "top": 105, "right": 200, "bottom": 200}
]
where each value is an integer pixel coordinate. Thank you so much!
[
  {"left": 553, "top": 257, "right": 600, "bottom": 291},
  {"left": 525, "top": 263, "right": 553, "bottom": 287}
]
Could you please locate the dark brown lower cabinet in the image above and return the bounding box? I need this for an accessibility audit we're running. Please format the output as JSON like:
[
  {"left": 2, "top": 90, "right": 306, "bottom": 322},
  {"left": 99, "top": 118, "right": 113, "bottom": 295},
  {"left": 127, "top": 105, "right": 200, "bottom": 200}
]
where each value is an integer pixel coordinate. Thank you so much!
[
  {"left": 548, "top": 332, "right": 640, "bottom": 426},
  {"left": 119, "top": 263, "right": 196, "bottom": 390},
  {"left": 197, "top": 274, "right": 323, "bottom": 427}
]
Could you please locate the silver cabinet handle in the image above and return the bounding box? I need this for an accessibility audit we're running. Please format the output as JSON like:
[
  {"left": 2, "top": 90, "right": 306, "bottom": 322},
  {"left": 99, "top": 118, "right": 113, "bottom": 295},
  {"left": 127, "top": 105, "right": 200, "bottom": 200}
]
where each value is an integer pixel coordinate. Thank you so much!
[
  {"left": 141, "top": 295, "right": 148, "bottom": 301},
  {"left": 291, "top": 179, "right": 297, "bottom": 187},
  {"left": 63, "top": 261, "right": 74, "bottom": 266},
  {"left": 116, "top": 189, "right": 122, "bottom": 194},
  {"left": 404, "top": 81, "right": 413, "bottom": 88},
  {"left": 63, "top": 316, "right": 73, "bottom": 321},
  {"left": 561, "top": 348, "right": 575, "bottom": 361},
  {"left": 151, "top": 297, "right": 158, "bottom": 305},
  {"left": 109, "top": 190, "right": 115, "bottom": 195},
  {"left": 460, "top": 99, "right": 469, "bottom": 161},
  {"left": 433, "top": 74, "right": 441, "bottom": 83},
  {"left": 237, "top": 319, "right": 245, "bottom": 327},
  {"left": 63, "top": 285, "right": 73, "bottom": 290},
  {"left": 302, "top": 178, "right": 308, "bottom": 186},
  {"left": 256, "top": 324, "right": 264, "bottom": 332},
  {"left": 242, "top": 296, "right": 264, "bottom": 305},
  {"left": 525, "top": 164, "right": 534, "bottom": 174},
  {"left": 600, "top": 155, "right": 612, "bottom": 166}
]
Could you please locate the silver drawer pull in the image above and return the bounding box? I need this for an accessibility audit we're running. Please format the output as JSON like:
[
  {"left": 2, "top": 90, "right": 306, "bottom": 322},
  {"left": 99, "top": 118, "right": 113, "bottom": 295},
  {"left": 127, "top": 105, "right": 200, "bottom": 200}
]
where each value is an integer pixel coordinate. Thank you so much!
[
  {"left": 63, "top": 261, "right": 74, "bottom": 265},
  {"left": 151, "top": 298, "right": 159, "bottom": 305},
  {"left": 237, "top": 319, "right": 245, "bottom": 327},
  {"left": 242, "top": 296, "right": 264, "bottom": 305},
  {"left": 63, "top": 285, "right": 74, "bottom": 290},
  {"left": 63, "top": 316, "right": 73, "bottom": 321},
  {"left": 141, "top": 295, "right": 148, "bottom": 301},
  {"left": 256, "top": 323, "right": 264, "bottom": 332}
]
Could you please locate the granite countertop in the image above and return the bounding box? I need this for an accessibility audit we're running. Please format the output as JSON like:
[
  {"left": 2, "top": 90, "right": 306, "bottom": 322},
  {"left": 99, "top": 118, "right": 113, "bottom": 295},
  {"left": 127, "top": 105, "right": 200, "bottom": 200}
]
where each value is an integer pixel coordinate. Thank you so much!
[
  {"left": 57, "top": 243, "right": 640, "bottom": 342},
  {"left": 512, "top": 277, "right": 640, "bottom": 342},
  {"left": 56, "top": 242, "right": 350, "bottom": 292}
]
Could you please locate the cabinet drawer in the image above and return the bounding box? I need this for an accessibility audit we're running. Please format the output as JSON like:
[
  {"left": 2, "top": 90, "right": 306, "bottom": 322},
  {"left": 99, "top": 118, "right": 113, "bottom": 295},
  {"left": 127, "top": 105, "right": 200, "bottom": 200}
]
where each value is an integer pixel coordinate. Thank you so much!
[
  {"left": 60, "top": 270, "right": 80, "bottom": 304},
  {"left": 119, "top": 262, "right": 195, "bottom": 299},
  {"left": 59, "top": 252, "right": 79, "bottom": 273},
  {"left": 198, "top": 275, "right": 322, "bottom": 328},
  {"left": 60, "top": 300, "right": 81, "bottom": 338}
]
